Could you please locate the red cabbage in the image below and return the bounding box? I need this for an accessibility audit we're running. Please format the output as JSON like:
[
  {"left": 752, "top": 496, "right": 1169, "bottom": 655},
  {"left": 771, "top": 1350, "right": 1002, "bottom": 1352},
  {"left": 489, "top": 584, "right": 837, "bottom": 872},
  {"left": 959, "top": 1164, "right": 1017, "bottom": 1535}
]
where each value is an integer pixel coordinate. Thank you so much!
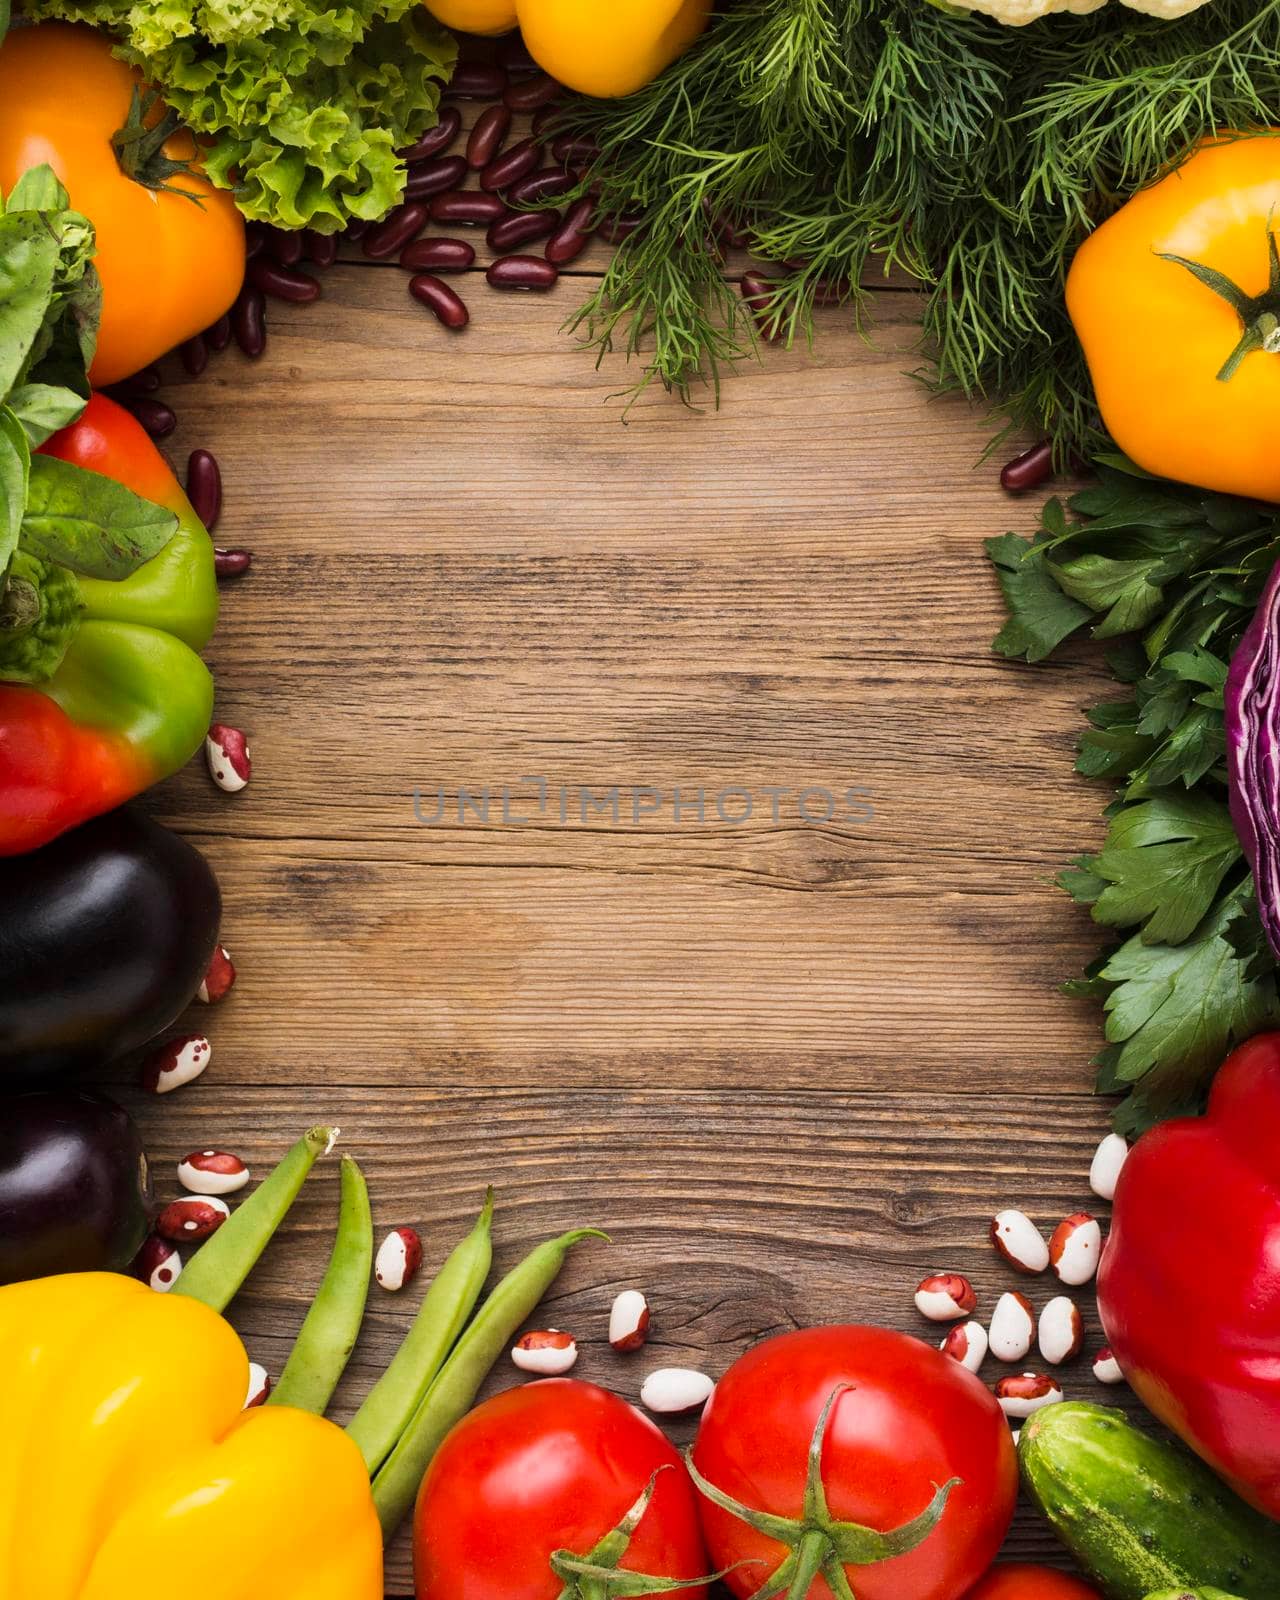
[{"left": 1227, "top": 558, "right": 1280, "bottom": 955}]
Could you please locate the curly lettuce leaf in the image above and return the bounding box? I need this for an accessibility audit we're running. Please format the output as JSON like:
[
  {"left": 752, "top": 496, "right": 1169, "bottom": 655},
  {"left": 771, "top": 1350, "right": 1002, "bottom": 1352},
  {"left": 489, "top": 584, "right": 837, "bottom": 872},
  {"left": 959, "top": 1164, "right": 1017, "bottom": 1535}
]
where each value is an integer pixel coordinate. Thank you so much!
[{"left": 36, "top": 0, "right": 457, "bottom": 232}]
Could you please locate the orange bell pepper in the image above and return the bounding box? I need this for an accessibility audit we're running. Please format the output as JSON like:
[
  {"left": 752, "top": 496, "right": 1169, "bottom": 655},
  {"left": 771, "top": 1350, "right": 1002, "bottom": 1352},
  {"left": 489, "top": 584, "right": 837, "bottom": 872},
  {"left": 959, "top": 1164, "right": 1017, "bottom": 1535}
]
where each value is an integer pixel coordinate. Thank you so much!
[
  {"left": 0, "top": 1273, "right": 383, "bottom": 1599},
  {"left": 0, "top": 23, "right": 244, "bottom": 386},
  {"left": 1068, "top": 133, "right": 1280, "bottom": 502}
]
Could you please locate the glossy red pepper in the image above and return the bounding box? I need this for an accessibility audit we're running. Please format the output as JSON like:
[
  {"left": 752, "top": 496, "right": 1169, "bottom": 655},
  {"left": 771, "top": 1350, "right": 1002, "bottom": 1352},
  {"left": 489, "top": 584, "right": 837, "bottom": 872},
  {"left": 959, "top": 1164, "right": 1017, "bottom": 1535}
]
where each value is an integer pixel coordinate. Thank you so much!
[
  {"left": 1097, "top": 1030, "right": 1280, "bottom": 1519},
  {"left": 0, "top": 396, "right": 217, "bottom": 855}
]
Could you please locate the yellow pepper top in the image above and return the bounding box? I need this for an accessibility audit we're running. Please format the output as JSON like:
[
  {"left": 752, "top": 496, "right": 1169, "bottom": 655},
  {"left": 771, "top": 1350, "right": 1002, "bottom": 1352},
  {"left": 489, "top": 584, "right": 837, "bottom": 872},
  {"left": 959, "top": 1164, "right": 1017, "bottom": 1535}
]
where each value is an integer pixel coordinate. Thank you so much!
[
  {"left": 422, "top": 0, "right": 712, "bottom": 97},
  {"left": 0, "top": 1273, "right": 383, "bottom": 1600}
]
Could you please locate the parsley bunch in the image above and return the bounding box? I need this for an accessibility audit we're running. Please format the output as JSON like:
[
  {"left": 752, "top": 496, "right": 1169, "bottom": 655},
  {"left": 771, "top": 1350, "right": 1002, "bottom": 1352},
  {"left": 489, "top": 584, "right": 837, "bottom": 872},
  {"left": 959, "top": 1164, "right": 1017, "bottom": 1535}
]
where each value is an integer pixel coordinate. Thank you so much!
[
  {"left": 989, "top": 460, "right": 1280, "bottom": 1134},
  {"left": 558, "top": 0, "right": 1280, "bottom": 461}
]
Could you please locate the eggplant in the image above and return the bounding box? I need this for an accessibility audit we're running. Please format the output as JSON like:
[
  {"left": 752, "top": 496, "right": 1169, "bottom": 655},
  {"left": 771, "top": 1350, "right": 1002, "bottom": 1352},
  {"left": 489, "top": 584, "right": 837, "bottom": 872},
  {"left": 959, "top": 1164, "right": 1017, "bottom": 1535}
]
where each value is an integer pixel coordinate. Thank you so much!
[
  {"left": 0, "top": 1092, "right": 152, "bottom": 1284},
  {"left": 0, "top": 806, "right": 220, "bottom": 1084}
]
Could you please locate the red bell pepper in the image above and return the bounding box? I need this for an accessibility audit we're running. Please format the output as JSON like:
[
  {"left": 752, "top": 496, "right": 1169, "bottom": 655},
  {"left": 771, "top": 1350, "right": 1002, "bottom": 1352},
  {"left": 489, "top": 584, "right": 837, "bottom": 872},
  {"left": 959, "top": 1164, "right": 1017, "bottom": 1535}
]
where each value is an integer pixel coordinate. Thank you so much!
[
  {"left": 1097, "top": 1030, "right": 1280, "bottom": 1520},
  {"left": 0, "top": 395, "right": 217, "bottom": 854}
]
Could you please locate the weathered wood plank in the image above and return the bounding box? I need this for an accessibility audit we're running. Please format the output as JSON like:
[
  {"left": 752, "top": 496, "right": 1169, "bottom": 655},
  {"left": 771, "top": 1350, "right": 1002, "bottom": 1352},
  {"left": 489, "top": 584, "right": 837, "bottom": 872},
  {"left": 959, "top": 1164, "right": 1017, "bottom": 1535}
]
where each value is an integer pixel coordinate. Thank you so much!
[{"left": 120, "top": 251, "right": 1117, "bottom": 1597}]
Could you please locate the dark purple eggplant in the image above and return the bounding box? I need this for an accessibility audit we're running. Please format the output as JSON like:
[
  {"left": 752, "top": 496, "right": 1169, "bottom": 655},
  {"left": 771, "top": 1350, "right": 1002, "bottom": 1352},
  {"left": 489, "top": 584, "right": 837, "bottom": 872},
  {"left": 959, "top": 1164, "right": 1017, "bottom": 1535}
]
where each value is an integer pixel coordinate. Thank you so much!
[
  {"left": 0, "top": 1092, "right": 152, "bottom": 1284},
  {"left": 0, "top": 807, "right": 220, "bottom": 1085}
]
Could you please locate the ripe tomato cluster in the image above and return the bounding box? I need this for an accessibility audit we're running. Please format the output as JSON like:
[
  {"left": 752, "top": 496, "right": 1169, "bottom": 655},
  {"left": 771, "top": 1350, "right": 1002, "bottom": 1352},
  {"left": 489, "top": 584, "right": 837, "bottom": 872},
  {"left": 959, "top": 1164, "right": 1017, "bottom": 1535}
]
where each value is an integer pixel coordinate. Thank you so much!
[{"left": 413, "top": 1325, "right": 1062, "bottom": 1600}]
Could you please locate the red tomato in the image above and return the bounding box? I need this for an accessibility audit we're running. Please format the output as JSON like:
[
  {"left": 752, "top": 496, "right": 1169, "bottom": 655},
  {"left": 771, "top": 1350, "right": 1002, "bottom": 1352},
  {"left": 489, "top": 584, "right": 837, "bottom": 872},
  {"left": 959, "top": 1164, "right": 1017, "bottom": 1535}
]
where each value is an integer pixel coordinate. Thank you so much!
[
  {"left": 413, "top": 1378, "right": 709, "bottom": 1600},
  {"left": 691, "top": 1326, "right": 1018, "bottom": 1600},
  {"left": 962, "top": 1565, "right": 1101, "bottom": 1600}
]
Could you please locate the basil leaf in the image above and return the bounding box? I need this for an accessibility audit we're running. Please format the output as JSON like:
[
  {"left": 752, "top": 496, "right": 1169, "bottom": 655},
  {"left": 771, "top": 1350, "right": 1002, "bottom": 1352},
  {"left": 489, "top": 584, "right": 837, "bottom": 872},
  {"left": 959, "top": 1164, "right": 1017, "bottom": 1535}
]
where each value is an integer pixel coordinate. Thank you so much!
[
  {"left": 6, "top": 382, "right": 85, "bottom": 447},
  {"left": 0, "top": 405, "right": 31, "bottom": 575},
  {"left": 21, "top": 456, "right": 177, "bottom": 580},
  {"left": 5, "top": 166, "right": 70, "bottom": 216},
  {"left": 0, "top": 216, "right": 59, "bottom": 400}
]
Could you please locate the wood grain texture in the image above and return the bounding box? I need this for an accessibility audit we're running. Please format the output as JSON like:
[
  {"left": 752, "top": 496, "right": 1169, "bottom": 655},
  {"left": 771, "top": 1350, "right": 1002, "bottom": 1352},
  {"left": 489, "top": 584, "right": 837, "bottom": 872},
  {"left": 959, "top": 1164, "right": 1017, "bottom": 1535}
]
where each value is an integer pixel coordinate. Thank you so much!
[{"left": 121, "top": 248, "right": 1122, "bottom": 1593}]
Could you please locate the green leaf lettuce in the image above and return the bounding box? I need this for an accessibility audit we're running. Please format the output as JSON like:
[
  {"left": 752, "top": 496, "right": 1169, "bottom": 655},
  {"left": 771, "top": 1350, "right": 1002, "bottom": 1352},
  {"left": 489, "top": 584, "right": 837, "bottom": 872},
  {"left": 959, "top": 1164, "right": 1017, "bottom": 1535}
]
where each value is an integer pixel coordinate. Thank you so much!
[{"left": 34, "top": 0, "right": 458, "bottom": 232}]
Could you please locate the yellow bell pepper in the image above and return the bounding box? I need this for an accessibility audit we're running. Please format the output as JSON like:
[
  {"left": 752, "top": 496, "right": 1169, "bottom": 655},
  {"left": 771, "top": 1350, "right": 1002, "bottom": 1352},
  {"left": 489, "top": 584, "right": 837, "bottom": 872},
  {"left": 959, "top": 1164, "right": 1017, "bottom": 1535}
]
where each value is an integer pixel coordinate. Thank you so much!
[
  {"left": 0, "top": 1273, "right": 383, "bottom": 1600},
  {"left": 422, "top": 0, "right": 712, "bottom": 97}
]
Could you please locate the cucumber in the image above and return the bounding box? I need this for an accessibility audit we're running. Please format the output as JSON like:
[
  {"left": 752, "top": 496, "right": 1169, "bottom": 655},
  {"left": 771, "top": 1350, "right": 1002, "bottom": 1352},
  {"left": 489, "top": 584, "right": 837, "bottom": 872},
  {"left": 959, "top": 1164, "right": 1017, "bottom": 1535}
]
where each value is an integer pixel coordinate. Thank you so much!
[
  {"left": 1018, "top": 1403, "right": 1280, "bottom": 1600},
  {"left": 1144, "top": 1591, "right": 1246, "bottom": 1599}
]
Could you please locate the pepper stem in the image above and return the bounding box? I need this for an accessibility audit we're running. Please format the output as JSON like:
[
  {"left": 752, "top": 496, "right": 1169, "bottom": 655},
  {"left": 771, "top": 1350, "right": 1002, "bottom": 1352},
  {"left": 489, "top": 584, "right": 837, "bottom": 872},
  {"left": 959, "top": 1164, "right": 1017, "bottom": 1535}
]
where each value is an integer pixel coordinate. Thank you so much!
[
  {"left": 1159, "top": 218, "right": 1280, "bottom": 383},
  {"left": 111, "top": 86, "right": 205, "bottom": 206}
]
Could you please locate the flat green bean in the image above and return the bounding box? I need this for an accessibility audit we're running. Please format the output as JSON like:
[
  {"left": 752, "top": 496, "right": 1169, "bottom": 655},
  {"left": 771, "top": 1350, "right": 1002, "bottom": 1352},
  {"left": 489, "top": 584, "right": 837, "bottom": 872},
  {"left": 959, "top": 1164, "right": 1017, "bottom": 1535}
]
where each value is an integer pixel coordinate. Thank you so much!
[
  {"left": 174, "top": 1125, "right": 336, "bottom": 1313},
  {"left": 270, "top": 1155, "right": 372, "bottom": 1415},
  {"left": 370, "top": 1225, "right": 606, "bottom": 1536},
  {"left": 347, "top": 1188, "right": 494, "bottom": 1475}
]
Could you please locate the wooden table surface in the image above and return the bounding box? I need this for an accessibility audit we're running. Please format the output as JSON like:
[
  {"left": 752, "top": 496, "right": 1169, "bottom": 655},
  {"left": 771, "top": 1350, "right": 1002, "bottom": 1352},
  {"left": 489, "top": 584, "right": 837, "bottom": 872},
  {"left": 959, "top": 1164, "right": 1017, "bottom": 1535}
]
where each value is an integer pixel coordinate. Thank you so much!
[{"left": 115, "top": 239, "right": 1121, "bottom": 1593}]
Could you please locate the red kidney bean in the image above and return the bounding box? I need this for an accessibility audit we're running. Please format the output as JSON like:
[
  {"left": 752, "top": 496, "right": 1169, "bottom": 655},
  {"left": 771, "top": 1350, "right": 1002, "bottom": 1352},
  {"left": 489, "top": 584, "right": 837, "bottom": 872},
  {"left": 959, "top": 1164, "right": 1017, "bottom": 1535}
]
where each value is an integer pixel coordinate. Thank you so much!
[
  {"left": 249, "top": 257, "right": 322, "bottom": 302},
  {"left": 128, "top": 399, "right": 177, "bottom": 439},
  {"left": 399, "top": 107, "right": 462, "bottom": 164},
  {"left": 233, "top": 287, "right": 267, "bottom": 357},
  {"left": 404, "top": 156, "right": 469, "bottom": 202},
  {"left": 186, "top": 449, "right": 222, "bottom": 532},
  {"left": 544, "top": 196, "right": 597, "bottom": 266},
  {"left": 112, "top": 365, "right": 162, "bottom": 397},
  {"left": 551, "top": 134, "right": 598, "bottom": 166},
  {"left": 505, "top": 167, "right": 574, "bottom": 207},
  {"left": 214, "top": 547, "right": 253, "bottom": 578},
  {"left": 362, "top": 201, "right": 429, "bottom": 260},
  {"left": 599, "top": 215, "right": 645, "bottom": 244},
  {"left": 180, "top": 335, "right": 209, "bottom": 377},
  {"left": 811, "top": 279, "right": 848, "bottom": 307},
  {"left": 740, "top": 271, "right": 783, "bottom": 341},
  {"left": 264, "top": 226, "right": 303, "bottom": 266},
  {"left": 480, "top": 137, "right": 541, "bottom": 194},
  {"left": 715, "top": 213, "right": 750, "bottom": 250},
  {"left": 488, "top": 209, "right": 560, "bottom": 251},
  {"left": 446, "top": 64, "right": 507, "bottom": 100},
  {"left": 245, "top": 222, "right": 267, "bottom": 260},
  {"left": 467, "top": 103, "right": 512, "bottom": 170},
  {"left": 531, "top": 105, "right": 564, "bottom": 141},
  {"left": 305, "top": 230, "right": 339, "bottom": 268},
  {"left": 430, "top": 191, "right": 509, "bottom": 227},
  {"left": 503, "top": 71, "right": 559, "bottom": 113},
  {"left": 1000, "top": 441, "right": 1055, "bottom": 494},
  {"left": 409, "top": 273, "right": 469, "bottom": 329},
  {"left": 400, "top": 236, "right": 476, "bottom": 273},
  {"left": 343, "top": 218, "right": 371, "bottom": 242},
  {"left": 204, "top": 313, "right": 232, "bottom": 352},
  {"left": 498, "top": 33, "right": 539, "bottom": 73},
  {"left": 486, "top": 255, "right": 559, "bottom": 292}
]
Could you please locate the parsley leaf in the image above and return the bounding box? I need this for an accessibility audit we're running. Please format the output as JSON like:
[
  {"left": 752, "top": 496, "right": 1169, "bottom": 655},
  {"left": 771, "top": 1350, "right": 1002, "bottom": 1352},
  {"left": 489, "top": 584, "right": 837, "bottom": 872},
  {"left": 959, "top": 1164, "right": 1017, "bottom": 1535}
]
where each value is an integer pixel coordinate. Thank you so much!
[
  {"left": 1097, "top": 885, "right": 1280, "bottom": 1137},
  {"left": 988, "top": 462, "right": 1280, "bottom": 1132},
  {"left": 986, "top": 531, "right": 1091, "bottom": 663},
  {"left": 1083, "top": 793, "right": 1241, "bottom": 946}
]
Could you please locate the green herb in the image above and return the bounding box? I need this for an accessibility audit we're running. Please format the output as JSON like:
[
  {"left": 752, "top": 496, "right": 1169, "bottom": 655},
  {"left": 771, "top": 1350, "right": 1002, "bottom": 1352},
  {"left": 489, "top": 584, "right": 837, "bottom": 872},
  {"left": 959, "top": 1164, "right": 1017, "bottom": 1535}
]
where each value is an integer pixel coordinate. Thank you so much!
[
  {"left": 557, "top": 0, "right": 1280, "bottom": 458},
  {"left": 0, "top": 166, "right": 179, "bottom": 682},
  {"left": 989, "top": 459, "right": 1280, "bottom": 1133},
  {"left": 35, "top": 0, "right": 457, "bottom": 233}
]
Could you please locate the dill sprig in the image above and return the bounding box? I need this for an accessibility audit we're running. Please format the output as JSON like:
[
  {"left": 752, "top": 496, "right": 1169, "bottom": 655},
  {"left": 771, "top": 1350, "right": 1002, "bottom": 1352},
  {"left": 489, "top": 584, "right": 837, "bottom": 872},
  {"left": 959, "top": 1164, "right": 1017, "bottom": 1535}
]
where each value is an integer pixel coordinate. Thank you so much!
[{"left": 559, "top": 0, "right": 1280, "bottom": 457}]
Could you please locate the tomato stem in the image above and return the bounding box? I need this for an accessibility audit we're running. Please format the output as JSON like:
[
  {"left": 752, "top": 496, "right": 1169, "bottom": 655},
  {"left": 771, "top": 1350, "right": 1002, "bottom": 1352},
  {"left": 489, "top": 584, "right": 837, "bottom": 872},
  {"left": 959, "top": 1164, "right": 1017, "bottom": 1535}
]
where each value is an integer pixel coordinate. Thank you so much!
[{"left": 685, "top": 1386, "right": 961, "bottom": 1600}]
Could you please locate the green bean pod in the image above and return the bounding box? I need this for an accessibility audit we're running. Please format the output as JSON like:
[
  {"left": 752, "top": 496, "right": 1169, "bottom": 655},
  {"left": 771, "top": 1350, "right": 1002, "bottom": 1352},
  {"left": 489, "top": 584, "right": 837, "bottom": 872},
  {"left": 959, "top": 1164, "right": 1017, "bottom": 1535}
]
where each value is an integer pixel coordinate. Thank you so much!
[
  {"left": 173, "top": 1125, "right": 337, "bottom": 1313},
  {"left": 270, "top": 1155, "right": 372, "bottom": 1415},
  {"left": 370, "top": 1224, "right": 607, "bottom": 1537},
  {"left": 347, "top": 1187, "right": 495, "bottom": 1475}
]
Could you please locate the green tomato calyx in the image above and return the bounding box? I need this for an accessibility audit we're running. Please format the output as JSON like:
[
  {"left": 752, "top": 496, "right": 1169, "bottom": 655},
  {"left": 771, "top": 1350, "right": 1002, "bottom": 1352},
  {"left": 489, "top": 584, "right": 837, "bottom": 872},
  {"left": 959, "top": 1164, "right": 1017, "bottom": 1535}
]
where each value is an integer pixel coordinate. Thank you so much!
[{"left": 684, "top": 1385, "right": 961, "bottom": 1600}]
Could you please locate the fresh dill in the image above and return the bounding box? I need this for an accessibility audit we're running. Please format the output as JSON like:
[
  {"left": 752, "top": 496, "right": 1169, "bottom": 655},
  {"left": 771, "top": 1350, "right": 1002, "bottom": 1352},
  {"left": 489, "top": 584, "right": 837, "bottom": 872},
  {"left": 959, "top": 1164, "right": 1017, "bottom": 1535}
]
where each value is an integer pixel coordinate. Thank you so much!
[{"left": 559, "top": 0, "right": 1280, "bottom": 458}]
